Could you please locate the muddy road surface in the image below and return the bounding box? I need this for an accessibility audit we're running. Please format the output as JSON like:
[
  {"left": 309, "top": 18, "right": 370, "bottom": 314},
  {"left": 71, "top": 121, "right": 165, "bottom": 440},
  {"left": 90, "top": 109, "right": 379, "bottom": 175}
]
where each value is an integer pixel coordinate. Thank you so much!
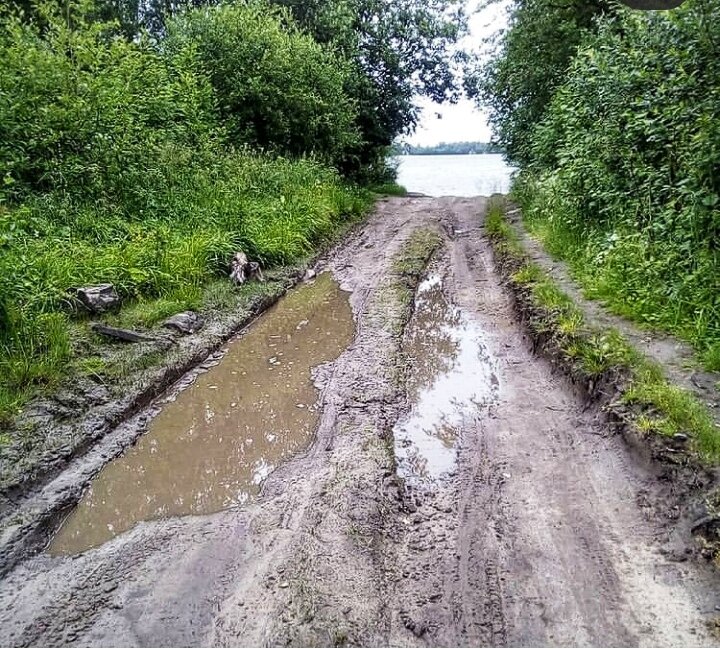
[{"left": 0, "top": 197, "right": 718, "bottom": 647}]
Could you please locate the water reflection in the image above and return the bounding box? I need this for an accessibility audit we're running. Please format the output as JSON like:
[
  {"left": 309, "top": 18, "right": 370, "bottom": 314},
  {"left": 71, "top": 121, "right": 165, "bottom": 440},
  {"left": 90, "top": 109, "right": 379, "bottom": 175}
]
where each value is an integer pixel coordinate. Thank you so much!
[
  {"left": 395, "top": 154, "right": 516, "bottom": 196},
  {"left": 50, "top": 273, "right": 354, "bottom": 555},
  {"left": 394, "top": 271, "right": 499, "bottom": 482}
]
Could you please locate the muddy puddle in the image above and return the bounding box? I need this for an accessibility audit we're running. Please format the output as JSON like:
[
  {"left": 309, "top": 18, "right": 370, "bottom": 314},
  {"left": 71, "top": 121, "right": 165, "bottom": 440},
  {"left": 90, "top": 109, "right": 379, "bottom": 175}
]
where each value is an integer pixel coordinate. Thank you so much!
[
  {"left": 50, "top": 273, "right": 354, "bottom": 555},
  {"left": 394, "top": 269, "right": 499, "bottom": 483}
]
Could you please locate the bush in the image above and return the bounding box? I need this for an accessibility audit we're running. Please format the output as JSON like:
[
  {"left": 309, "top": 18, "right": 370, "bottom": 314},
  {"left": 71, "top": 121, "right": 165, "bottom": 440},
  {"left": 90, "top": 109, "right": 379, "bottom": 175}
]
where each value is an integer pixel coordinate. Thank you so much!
[
  {"left": 164, "top": 3, "right": 360, "bottom": 168},
  {"left": 0, "top": 4, "right": 217, "bottom": 205},
  {"left": 516, "top": 1, "right": 720, "bottom": 368},
  {"left": 0, "top": 3, "right": 371, "bottom": 424}
]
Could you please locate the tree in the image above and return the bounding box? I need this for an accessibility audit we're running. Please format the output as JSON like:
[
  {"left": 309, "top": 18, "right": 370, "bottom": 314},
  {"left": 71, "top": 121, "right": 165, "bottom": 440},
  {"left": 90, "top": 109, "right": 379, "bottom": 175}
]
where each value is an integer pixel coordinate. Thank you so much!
[
  {"left": 468, "top": 0, "right": 613, "bottom": 166},
  {"left": 164, "top": 3, "right": 359, "bottom": 167},
  {"left": 264, "top": 0, "right": 470, "bottom": 180}
]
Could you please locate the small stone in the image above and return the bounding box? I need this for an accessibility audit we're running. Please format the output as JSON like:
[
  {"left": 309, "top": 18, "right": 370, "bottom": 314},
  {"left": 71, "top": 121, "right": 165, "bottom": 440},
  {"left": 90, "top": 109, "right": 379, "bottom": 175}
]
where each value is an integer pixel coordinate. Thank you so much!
[
  {"left": 279, "top": 581, "right": 290, "bottom": 589},
  {"left": 303, "top": 269, "right": 317, "bottom": 281},
  {"left": 74, "top": 283, "right": 120, "bottom": 313},
  {"left": 162, "top": 311, "right": 205, "bottom": 335}
]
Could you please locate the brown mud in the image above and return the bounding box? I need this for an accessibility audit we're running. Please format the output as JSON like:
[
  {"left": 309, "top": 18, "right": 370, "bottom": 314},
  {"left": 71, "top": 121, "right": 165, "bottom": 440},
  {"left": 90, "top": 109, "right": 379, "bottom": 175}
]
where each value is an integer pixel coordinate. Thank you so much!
[
  {"left": 50, "top": 273, "right": 353, "bottom": 555},
  {"left": 0, "top": 197, "right": 718, "bottom": 647}
]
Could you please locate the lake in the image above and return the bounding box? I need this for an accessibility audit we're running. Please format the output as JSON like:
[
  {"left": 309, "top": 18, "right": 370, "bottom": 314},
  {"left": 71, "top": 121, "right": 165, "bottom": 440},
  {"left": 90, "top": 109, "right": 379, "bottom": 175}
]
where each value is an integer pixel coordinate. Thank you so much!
[{"left": 395, "top": 154, "right": 516, "bottom": 197}]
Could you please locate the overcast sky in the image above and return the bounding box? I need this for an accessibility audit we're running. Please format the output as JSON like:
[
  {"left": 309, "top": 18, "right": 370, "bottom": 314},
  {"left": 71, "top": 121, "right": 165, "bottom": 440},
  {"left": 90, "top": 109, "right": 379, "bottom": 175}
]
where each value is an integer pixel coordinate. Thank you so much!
[{"left": 407, "top": 0, "right": 509, "bottom": 146}]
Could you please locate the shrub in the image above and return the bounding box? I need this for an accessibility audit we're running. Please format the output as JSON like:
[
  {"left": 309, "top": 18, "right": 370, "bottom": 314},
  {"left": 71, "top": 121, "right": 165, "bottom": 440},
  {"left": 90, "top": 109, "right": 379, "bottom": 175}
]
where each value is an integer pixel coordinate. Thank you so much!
[{"left": 164, "top": 2, "right": 360, "bottom": 168}]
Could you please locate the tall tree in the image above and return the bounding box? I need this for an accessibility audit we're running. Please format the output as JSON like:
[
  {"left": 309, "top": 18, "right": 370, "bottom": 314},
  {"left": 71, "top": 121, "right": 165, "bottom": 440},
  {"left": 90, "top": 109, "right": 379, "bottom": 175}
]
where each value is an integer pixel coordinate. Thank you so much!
[
  {"left": 272, "top": 0, "right": 468, "bottom": 179},
  {"left": 467, "top": 0, "right": 613, "bottom": 165}
]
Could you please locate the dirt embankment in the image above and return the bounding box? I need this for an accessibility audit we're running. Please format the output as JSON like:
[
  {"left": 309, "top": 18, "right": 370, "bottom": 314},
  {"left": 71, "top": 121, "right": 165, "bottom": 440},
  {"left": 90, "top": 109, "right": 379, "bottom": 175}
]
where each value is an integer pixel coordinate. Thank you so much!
[{"left": 0, "top": 196, "right": 718, "bottom": 647}]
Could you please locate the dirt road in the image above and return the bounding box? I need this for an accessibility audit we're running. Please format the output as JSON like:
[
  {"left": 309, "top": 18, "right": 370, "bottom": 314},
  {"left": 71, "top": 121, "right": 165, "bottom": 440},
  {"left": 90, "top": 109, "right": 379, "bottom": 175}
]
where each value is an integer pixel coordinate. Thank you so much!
[{"left": 0, "top": 197, "right": 717, "bottom": 646}]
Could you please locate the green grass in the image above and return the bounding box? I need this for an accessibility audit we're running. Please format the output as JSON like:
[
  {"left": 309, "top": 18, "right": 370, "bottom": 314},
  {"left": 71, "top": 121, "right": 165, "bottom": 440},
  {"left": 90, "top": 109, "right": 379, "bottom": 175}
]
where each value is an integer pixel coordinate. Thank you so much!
[
  {"left": 512, "top": 174, "right": 720, "bottom": 372},
  {"left": 486, "top": 201, "right": 720, "bottom": 464},
  {"left": 0, "top": 154, "right": 372, "bottom": 427},
  {"left": 391, "top": 228, "right": 442, "bottom": 286},
  {"left": 369, "top": 182, "right": 408, "bottom": 197}
]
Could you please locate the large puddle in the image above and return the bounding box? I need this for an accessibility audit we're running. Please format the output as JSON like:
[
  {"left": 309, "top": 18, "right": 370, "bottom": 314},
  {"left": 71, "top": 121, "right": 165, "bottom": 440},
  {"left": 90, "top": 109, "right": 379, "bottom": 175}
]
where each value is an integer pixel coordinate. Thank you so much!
[
  {"left": 50, "top": 273, "right": 354, "bottom": 555},
  {"left": 394, "top": 270, "right": 500, "bottom": 483}
]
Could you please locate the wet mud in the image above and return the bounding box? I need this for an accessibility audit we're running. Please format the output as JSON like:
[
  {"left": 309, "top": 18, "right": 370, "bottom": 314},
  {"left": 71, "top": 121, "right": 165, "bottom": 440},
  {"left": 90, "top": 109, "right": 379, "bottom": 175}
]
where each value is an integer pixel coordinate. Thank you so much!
[
  {"left": 0, "top": 197, "right": 718, "bottom": 648},
  {"left": 50, "top": 273, "right": 353, "bottom": 555},
  {"left": 394, "top": 265, "right": 499, "bottom": 484}
]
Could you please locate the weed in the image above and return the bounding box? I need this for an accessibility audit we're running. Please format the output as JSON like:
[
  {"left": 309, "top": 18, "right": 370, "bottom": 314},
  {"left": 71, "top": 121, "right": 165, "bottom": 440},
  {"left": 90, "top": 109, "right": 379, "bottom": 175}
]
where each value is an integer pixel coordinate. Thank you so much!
[
  {"left": 370, "top": 183, "right": 408, "bottom": 197},
  {"left": 391, "top": 228, "right": 442, "bottom": 285},
  {"left": 487, "top": 203, "right": 720, "bottom": 463}
]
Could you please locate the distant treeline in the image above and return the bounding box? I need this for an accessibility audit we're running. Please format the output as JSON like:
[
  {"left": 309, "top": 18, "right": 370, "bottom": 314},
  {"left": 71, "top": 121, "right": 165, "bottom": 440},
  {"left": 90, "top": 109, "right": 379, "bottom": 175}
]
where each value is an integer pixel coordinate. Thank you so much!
[{"left": 398, "top": 142, "right": 504, "bottom": 155}]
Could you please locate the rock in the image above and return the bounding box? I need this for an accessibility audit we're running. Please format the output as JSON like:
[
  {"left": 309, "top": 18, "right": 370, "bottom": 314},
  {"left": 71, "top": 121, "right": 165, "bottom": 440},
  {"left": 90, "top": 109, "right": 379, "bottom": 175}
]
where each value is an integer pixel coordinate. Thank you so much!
[
  {"left": 91, "top": 323, "right": 155, "bottom": 343},
  {"left": 162, "top": 311, "right": 204, "bottom": 335},
  {"left": 74, "top": 284, "right": 120, "bottom": 313},
  {"left": 303, "top": 268, "right": 317, "bottom": 281},
  {"left": 247, "top": 261, "right": 265, "bottom": 282},
  {"left": 230, "top": 252, "right": 265, "bottom": 284}
]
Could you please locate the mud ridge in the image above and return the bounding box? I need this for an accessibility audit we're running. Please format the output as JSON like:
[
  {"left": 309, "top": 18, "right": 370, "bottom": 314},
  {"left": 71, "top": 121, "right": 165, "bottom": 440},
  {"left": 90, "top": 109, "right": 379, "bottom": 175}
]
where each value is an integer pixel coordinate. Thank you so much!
[{"left": 485, "top": 206, "right": 719, "bottom": 557}]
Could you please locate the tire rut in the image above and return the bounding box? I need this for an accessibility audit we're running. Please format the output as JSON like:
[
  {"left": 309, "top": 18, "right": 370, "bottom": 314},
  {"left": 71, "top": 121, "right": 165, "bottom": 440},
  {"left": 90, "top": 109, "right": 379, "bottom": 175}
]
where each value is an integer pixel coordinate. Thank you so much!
[{"left": 0, "top": 197, "right": 717, "bottom": 647}]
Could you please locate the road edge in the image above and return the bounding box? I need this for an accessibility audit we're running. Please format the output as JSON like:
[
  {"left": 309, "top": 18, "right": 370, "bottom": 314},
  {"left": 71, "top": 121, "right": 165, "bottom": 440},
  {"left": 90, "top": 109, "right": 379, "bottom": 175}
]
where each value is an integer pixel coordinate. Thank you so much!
[{"left": 483, "top": 195, "right": 720, "bottom": 564}]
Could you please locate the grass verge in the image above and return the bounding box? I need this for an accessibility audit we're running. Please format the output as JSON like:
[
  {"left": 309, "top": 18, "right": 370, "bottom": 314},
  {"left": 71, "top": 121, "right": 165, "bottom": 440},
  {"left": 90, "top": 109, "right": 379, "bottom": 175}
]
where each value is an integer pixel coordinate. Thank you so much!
[
  {"left": 0, "top": 156, "right": 371, "bottom": 428},
  {"left": 369, "top": 182, "right": 408, "bottom": 197},
  {"left": 512, "top": 174, "right": 720, "bottom": 372},
  {"left": 486, "top": 198, "right": 720, "bottom": 464}
]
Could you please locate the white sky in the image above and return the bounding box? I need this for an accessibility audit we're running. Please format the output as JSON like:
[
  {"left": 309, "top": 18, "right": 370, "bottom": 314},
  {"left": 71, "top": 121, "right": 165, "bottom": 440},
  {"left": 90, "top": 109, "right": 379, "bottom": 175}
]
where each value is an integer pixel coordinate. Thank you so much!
[{"left": 407, "top": 0, "right": 509, "bottom": 146}]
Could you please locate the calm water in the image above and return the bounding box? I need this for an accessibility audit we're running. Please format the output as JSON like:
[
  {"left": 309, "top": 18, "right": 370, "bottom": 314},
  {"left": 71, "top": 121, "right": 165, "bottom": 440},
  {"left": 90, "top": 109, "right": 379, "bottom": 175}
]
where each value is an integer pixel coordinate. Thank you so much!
[
  {"left": 396, "top": 154, "right": 516, "bottom": 196},
  {"left": 50, "top": 273, "right": 354, "bottom": 555}
]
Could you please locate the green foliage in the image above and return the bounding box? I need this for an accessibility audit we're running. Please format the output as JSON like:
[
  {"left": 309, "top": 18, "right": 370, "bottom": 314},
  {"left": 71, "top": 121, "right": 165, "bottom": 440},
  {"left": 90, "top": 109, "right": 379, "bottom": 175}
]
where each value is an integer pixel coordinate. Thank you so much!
[
  {"left": 26, "top": 0, "right": 469, "bottom": 182},
  {"left": 0, "top": 3, "right": 217, "bottom": 204},
  {"left": 274, "top": 0, "right": 468, "bottom": 180},
  {"left": 164, "top": 3, "right": 360, "bottom": 168},
  {"left": 0, "top": 2, "right": 373, "bottom": 425},
  {"left": 480, "top": 0, "right": 720, "bottom": 370},
  {"left": 514, "top": 2, "right": 720, "bottom": 369},
  {"left": 469, "top": 0, "right": 613, "bottom": 166},
  {"left": 487, "top": 205, "right": 720, "bottom": 463}
]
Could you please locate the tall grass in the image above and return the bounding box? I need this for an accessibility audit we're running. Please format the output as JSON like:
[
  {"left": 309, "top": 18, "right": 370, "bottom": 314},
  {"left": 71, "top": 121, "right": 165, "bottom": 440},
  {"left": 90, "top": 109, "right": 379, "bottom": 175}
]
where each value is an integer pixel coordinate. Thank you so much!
[
  {"left": 514, "top": 173, "right": 720, "bottom": 371},
  {"left": 0, "top": 4, "right": 372, "bottom": 427},
  {"left": 0, "top": 153, "right": 368, "bottom": 425}
]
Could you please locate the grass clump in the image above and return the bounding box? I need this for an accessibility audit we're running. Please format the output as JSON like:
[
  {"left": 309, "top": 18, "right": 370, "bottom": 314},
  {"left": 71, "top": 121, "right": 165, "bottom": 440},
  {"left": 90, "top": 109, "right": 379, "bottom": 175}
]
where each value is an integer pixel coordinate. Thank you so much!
[
  {"left": 370, "top": 183, "right": 408, "bottom": 197},
  {"left": 486, "top": 203, "right": 720, "bottom": 464},
  {"left": 392, "top": 229, "right": 443, "bottom": 287}
]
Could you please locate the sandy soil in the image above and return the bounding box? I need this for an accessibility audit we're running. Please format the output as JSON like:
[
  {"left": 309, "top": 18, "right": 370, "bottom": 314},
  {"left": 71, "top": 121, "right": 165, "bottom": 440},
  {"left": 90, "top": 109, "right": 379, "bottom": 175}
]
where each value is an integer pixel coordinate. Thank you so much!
[{"left": 0, "top": 197, "right": 717, "bottom": 647}]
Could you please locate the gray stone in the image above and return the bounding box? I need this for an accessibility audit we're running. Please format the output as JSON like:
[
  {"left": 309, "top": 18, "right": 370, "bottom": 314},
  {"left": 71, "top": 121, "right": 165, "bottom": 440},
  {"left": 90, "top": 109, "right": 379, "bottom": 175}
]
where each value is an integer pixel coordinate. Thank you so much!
[
  {"left": 162, "top": 311, "right": 205, "bottom": 335},
  {"left": 74, "top": 284, "right": 120, "bottom": 313}
]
